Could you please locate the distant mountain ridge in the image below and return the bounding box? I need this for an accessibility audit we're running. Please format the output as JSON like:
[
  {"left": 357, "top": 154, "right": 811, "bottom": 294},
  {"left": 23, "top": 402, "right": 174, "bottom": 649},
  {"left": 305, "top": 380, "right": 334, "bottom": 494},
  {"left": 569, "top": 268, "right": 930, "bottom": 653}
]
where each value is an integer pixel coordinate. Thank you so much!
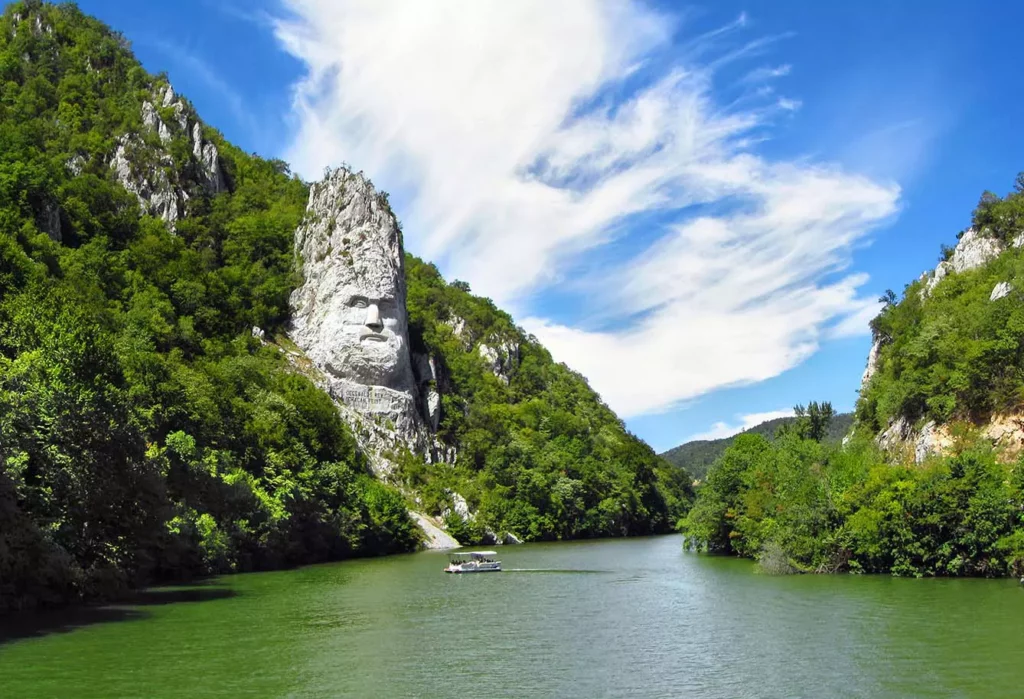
[{"left": 659, "top": 413, "right": 854, "bottom": 481}]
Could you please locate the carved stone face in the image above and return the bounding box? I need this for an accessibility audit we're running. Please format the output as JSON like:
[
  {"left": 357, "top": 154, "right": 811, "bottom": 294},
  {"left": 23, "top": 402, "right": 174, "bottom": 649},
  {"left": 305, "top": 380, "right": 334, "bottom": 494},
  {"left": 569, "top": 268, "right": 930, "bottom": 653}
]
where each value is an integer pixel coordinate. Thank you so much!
[
  {"left": 290, "top": 167, "right": 417, "bottom": 396},
  {"left": 320, "top": 287, "right": 408, "bottom": 387}
]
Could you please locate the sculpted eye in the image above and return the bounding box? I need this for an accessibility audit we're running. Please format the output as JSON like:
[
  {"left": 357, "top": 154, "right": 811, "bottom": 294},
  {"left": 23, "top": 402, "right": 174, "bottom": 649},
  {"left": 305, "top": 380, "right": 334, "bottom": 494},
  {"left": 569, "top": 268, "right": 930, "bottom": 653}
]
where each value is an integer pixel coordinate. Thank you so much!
[{"left": 349, "top": 297, "right": 368, "bottom": 309}]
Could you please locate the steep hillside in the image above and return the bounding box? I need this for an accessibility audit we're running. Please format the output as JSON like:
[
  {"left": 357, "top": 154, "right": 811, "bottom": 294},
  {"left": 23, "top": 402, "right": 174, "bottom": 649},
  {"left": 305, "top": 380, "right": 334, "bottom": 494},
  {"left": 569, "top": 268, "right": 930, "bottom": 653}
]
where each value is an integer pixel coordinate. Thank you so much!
[
  {"left": 660, "top": 413, "right": 853, "bottom": 481},
  {"left": 400, "top": 257, "right": 692, "bottom": 542},
  {"left": 681, "top": 178, "right": 1024, "bottom": 578},
  {"left": 857, "top": 187, "right": 1024, "bottom": 461},
  {"left": 0, "top": 1, "right": 690, "bottom": 613}
]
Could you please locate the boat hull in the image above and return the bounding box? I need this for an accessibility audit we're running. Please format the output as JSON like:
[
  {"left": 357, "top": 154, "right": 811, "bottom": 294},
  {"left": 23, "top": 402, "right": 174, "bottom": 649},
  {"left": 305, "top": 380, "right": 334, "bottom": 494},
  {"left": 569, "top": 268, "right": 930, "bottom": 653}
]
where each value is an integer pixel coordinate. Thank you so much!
[{"left": 444, "top": 563, "right": 502, "bottom": 574}]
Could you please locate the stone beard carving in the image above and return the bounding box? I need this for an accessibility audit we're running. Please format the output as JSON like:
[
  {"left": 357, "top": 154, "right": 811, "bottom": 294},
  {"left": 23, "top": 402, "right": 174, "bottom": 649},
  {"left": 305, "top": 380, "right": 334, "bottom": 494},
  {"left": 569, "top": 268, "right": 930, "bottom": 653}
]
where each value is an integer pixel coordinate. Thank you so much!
[{"left": 316, "top": 275, "right": 409, "bottom": 391}]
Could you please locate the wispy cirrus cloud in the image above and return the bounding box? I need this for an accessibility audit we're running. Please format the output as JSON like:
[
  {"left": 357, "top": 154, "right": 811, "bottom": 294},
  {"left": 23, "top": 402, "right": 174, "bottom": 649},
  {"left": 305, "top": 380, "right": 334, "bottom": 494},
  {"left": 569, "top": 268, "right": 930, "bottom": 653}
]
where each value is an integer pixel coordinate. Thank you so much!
[{"left": 270, "top": 0, "right": 900, "bottom": 417}]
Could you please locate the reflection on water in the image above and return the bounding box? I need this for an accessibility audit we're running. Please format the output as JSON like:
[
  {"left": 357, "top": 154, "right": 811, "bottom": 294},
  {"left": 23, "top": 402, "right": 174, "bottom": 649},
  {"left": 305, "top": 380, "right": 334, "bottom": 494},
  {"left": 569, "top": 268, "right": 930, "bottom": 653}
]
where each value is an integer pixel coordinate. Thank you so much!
[{"left": 2, "top": 536, "right": 1024, "bottom": 698}]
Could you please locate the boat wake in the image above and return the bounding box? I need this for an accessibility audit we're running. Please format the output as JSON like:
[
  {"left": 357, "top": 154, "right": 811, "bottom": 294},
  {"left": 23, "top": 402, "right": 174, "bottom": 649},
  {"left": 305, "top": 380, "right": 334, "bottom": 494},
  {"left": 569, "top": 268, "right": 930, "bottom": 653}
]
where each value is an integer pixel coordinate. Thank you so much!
[{"left": 502, "top": 568, "right": 610, "bottom": 574}]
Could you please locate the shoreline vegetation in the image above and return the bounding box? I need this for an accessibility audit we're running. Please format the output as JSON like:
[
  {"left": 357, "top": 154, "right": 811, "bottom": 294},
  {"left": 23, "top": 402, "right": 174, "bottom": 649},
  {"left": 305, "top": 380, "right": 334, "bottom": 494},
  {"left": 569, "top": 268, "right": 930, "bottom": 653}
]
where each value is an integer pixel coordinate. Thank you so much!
[
  {"left": 683, "top": 180, "right": 1024, "bottom": 580},
  {"left": 683, "top": 425, "right": 1024, "bottom": 578}
]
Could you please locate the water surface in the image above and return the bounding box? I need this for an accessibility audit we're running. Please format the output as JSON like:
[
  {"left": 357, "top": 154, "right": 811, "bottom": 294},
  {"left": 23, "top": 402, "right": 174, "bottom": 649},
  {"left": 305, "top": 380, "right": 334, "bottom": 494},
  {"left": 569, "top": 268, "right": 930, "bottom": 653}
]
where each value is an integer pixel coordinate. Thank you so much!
[{"left": 2, "top": 535, "right": 1023, "bottom": 698}]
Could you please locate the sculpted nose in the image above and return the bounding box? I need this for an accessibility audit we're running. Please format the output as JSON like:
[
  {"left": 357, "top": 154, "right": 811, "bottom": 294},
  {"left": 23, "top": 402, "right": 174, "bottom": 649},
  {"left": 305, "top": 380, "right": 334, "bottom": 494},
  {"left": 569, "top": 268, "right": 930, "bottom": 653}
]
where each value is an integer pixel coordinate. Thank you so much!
[{"left": 365, "top": 303, "right": 383, "bottom": 332}]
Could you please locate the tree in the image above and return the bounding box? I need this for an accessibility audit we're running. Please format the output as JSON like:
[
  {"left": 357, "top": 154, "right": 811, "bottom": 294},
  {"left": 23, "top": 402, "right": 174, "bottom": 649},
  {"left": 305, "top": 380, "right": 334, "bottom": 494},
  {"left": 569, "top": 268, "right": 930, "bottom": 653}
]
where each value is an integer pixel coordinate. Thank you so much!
[{"left": 793, "top": 401, "right": 835, "bottom": 442}]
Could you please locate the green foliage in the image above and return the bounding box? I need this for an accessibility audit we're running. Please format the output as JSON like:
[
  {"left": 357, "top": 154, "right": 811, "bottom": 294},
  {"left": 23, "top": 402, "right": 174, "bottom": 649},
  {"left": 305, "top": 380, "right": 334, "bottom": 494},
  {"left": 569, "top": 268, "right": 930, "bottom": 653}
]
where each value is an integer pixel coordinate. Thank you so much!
[
  {"left": 790, "top": 401, "right": 836, "bottom": 442},
  {"left": 859, "top": 177, "right": 1024, "bottom": 432},
  {"left": 660, "top": 413, "right": 853, "bottom": 481},
  {"left": 682, "top": 426, "right": 1024, "bottom": 577},
  {"left": 399, "top": 255, "right": 693, "bottom": 543},
  {"left": 0, "top": 1, "right": 415, "bottom": 614}
]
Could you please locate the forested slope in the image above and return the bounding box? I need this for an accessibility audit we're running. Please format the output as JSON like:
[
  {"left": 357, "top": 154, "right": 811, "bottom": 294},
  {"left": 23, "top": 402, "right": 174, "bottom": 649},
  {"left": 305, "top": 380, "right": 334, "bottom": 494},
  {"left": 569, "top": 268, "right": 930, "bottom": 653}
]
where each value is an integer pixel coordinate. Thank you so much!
[
  {"left": 397, "top": 257, "right": 692, "bottom": 543},
  {"left": 0, "top": 1, "right": 416, "bottom": 613},
  {"left": 0, "top": 1, "right": 690, "bottom": 613},
  {"left": 660, "top": 413, "right": 853, "bottom": 481},
  {"left": 681, "top": 181, "right": 1024, "bottom": 578}
]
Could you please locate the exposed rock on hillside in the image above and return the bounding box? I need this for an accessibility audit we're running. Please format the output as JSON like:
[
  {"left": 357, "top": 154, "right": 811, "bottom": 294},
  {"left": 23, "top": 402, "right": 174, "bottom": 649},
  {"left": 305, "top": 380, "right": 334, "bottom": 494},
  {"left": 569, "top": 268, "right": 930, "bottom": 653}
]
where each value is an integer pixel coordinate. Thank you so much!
[
  {"left": 409, "top": 512, "right": 460, "bottom": 550},
  {"left": 990, "top": 281, "right": 1013, "bottom": 301},
  {"left": 922, "top": 227, "right": 1004, "bottom": 297},
  {"left": 860, "top": 338, "right": 882, "bottom": 392},
  {"left": 478, "top": 339, "right": 519, "bottom": 384},
  {"left": 289, "top": 167, "right": 436, "bottom": 475},
  {"left": 877, "top": 413, "right": 1024, "bottom": 464},
  {"left": 110, "top": 83, "right": 225, "bottom": 229}
]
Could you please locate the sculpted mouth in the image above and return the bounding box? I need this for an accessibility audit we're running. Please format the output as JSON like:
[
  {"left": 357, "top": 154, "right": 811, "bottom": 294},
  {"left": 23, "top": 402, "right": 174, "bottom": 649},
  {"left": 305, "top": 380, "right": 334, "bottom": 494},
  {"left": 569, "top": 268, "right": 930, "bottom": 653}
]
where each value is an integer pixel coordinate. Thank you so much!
[{"left": 361, "top": 332, "right": 388, "bottom": 342}]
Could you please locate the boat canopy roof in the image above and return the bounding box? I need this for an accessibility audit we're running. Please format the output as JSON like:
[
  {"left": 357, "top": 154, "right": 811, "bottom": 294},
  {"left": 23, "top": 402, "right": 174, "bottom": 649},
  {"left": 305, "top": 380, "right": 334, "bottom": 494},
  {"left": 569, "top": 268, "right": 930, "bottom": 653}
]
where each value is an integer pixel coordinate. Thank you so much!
[{"left": 449, "top": 551, "right": 497, "bottom": 557}]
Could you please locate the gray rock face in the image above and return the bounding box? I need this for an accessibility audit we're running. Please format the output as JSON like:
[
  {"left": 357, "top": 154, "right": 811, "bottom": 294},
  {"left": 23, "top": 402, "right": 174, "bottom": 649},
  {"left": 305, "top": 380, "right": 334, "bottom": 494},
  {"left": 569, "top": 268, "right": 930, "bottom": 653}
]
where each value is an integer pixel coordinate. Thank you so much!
[
  {"left": 192, "top": 123, "right": 225, "bottom": 193},
  {"left": 111, "top": 134, "right": 182, "bottom": 227},
  {"left": 478, "top": 339, "right": 519, "bottom": 384},
  {"left": 65, "top": 154, "right": 85, "bottom": 176},
  {"left": 914, "top": 420, "right": 949, "bottom": 464},
  {"left": 409, "top": 511, "right": 460, "bottom": 549},
  {"left": 291, "top": 167, "right": 416, "bottom": 393},
  {"left": 110, "top": 83, "right": 225, "bottom": 230},
  {"left": 923, "top": 228, "right": 1004, "bottom": 297},
  {"left": 289, "top": 167, "right": 436, "bottom": 475},
  {"left": 860, "top": 338, "right": 882, "bottom": 392},
  {"left": 990, "top": 281, "right": 1013, "bottom": 301},
  {"left": 876, "top": 416, "right": 913, "bottom": 454},
  {"left": 39, "top": 198, "right": 61, "bottom": 242}
]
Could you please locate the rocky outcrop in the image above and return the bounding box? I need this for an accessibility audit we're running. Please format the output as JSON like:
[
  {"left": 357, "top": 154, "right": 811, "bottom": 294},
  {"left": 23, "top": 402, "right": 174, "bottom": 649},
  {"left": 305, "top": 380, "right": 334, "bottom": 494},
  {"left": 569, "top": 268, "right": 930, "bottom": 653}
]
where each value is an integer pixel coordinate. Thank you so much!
[
  {"left": 409, "top": 511, "right": 460, "bottom": 550},
  {"left": 478, "top": 339, "right": 519, "bottom": 384},
  {"left": 38, "top": 198, "right": 61, "bottom": 242},
  {"left": 109, "top": 82, "right": 225, "bottom": 230},
  {"left": 289, "top": 167, "right": 445, "bottom": 476},
  {"left": 990, "top": 281, "right": 1013, "bottom": 301},
  {"left": 922, "top": 227, "right": 1004, "bottom": 297},
  {"left": 877, "top": 416, "right": 914, "bottom": 455},
  {"left": 877, "top": 413, "right": 1024, "bottom": 464},
  {"left": 412, "top": 353, "right": 442, "bottom": 431},
  {"left": 913, "top": 421, "right": 954, "bottom": 463},
  {"left": 860, "top": 338, "right": 882, "bottom": 392}
]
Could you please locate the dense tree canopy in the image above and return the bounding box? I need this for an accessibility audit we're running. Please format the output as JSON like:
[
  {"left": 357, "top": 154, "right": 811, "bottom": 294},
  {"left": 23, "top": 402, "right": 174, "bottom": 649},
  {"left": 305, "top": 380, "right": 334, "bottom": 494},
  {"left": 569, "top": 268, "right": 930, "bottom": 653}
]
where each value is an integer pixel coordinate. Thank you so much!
[
  {"left": 0, "top": 1, "right": 417, "bottom": 613},
  {"left": 684, "top": 178, "right": 1024, "bottom": 579},
  {"left": 399, "top": 256, "right": 692, "bottom": 542},
  {"left": 859, "top": 178, "right": 1024, "bottom": 431},
  {"left": 682, "top": 411, "right": 1024, "bottom": 577}
]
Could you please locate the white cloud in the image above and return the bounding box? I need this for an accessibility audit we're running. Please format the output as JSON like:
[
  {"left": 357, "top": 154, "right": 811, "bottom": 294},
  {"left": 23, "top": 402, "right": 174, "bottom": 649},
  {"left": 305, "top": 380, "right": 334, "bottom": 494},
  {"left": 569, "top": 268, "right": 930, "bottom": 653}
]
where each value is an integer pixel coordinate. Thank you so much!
[
  {"left": 684, "top": 409, "right": 795, "bottom": 442},
  {"left": 272, "top": 1, "right": 901, "bottom": 418}
]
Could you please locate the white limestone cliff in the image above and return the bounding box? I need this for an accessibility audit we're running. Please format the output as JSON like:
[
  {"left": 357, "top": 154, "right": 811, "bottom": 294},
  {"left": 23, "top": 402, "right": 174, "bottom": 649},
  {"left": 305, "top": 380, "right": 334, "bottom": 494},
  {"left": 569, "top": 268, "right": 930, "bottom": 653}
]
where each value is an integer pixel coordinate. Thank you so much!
[
  {"left": 860, "top": 338, "right": 882, "bottom": 392},
  {"left": 409, "top": 512, "right": 460, "bottom": 550},
  {"left": 289, "top": 167, "right": 440, "bottom": 476},
  {"left": 922, "top": 227, "right": 1004, "bottom": 297},
  {"left": 478, "top": 339, "right": 519, "bottom": 385},
  {"left": 109, "top": 82, "right": 225, "bottom": 229},
  {"left": 990, "top": 281, "right": 1013, "bottom": 301},
  {"left": 878, "top": 413, "right": 1024, "bottom": 464}
]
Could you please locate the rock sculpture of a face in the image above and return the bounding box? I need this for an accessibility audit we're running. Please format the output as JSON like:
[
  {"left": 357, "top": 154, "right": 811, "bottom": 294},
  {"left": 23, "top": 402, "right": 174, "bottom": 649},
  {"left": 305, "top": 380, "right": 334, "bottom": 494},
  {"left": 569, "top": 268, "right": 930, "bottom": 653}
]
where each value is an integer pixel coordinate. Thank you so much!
[{"left": 290, "top": 168, "right": 416, "bottom": 394}]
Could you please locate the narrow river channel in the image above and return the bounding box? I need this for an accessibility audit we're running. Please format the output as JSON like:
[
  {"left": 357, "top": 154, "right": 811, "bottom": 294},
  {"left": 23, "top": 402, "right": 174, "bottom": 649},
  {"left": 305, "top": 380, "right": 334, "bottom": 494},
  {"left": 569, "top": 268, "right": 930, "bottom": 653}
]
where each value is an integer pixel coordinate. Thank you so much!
[{"left": 2, "top": 535, "right": 1023, "bottom": 698}]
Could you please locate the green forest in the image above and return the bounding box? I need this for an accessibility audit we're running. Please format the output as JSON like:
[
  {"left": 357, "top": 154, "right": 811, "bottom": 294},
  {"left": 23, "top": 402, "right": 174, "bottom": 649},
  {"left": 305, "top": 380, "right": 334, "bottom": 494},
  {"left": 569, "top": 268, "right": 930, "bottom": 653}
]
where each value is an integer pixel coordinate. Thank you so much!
[
  {"left": 400, "top": 256, "right": 692, "bottom": 543},
  {"left": 0, "top": 1, "right": 689, "bottom": 614},
  {"left": 659, "top": 412, "right": 853, "bottom": 481},
  {"left": 683, "top": 182, "right": 1024, "bottom": 578}
]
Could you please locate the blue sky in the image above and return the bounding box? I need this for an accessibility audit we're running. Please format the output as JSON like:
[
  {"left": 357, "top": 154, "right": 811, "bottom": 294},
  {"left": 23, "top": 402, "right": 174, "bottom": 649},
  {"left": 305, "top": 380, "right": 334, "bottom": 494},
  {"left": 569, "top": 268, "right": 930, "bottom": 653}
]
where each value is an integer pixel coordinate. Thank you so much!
[{"left": 73, "top": 0, "right": 1024, "bottom": 451}]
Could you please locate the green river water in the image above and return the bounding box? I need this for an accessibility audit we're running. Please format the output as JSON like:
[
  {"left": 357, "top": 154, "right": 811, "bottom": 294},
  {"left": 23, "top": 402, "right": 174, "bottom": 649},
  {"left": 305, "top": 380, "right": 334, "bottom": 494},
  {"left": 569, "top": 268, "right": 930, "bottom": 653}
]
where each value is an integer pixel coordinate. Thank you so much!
[{"left": 2, "top": 535, "right": 1023, "bottom": 698}]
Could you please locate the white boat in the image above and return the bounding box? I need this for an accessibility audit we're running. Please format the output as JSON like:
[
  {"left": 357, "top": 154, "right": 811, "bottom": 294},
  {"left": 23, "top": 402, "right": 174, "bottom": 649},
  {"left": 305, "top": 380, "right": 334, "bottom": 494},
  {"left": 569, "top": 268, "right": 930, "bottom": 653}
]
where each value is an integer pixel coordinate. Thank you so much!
[{"left": 444, "top": 551, "right": 502, "bottom": 573}]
